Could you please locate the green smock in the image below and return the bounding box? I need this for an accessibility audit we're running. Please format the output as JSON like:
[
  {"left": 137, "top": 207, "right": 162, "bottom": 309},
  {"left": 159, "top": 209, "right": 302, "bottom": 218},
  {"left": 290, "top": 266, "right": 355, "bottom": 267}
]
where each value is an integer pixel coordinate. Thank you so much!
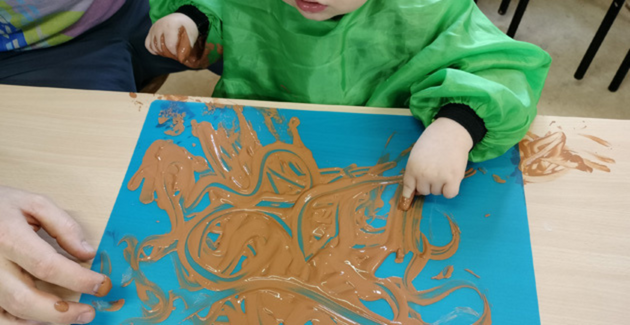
[{"left": 150, "top": 0, "right": 551, "bottom": 161}]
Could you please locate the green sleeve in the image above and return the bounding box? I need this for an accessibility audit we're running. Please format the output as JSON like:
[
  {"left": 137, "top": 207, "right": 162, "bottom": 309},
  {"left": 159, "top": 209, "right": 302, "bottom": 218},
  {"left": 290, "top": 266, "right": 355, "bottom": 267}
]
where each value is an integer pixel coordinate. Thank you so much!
[{"left": 406, "top": 1, "right": 551, "bottom": 162}]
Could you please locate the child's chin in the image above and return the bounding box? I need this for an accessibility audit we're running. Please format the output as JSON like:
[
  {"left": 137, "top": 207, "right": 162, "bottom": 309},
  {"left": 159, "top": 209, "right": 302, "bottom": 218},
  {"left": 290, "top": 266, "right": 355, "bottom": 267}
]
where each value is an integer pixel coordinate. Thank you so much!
[{"left": 296, "top": 9, "right": 335, "bottom": 21}]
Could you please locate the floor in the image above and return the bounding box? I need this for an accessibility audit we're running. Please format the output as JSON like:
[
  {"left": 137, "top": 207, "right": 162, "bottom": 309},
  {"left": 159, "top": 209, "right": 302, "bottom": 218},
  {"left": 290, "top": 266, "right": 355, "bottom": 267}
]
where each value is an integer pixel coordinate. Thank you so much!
[{"left": 157, "top": 0, "right": 630, "bottom": 120}]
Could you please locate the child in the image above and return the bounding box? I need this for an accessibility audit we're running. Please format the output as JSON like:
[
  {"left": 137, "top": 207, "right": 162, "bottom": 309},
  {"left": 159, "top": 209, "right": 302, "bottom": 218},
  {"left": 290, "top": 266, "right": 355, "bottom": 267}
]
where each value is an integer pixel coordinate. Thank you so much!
[{"left": 145, "top": 0, "right": 551, "bottom": 208}]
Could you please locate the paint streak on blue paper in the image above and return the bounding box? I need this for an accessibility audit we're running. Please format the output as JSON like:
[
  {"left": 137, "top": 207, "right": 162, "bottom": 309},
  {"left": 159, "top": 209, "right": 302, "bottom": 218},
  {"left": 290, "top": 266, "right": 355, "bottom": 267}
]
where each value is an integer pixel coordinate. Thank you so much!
[{"left": 81, "top": 101, "right": 539, "bottom": 324}]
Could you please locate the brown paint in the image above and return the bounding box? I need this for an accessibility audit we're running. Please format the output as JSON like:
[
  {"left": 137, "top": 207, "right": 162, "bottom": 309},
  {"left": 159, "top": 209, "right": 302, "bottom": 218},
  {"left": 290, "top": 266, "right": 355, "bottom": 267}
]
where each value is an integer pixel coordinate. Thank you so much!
[
  {"left": 579, "top": 133, "right": 611, "bottom": 147},
  {"left": 519, "top": 131, "right": 614, "bottom": 184},
  {"left": 431, "top": 265, "right": 454, "bottom": 280},
  {"left": 122, "top": 105, "right": 491, "bottom": 324},
  {"left": 492, "top": 174, "right": 506, "bottom": 184},
  {"left": 95, "top": 276, "right": 112, "bottom": 297},
  {"left": 158, "top": 109, "right": 186, "bottom": 136},
  {"left": 93, "top": 299, "right": 125, "bottom": 312},
  {"left": 54, "top": 301, "right": 69, "bottom": 312},
  {"left": 157, "top": 94, "right": 189, "bottom": 102},
  {"left": 464, "top": 168, "right": 476, "bottom": 178},
  {"left": 484, "top": 214, "right": 490, "bottom": 218},
  {"left": 129, "top": 92, "right": 137, "bottom": 99},
  {"left": 257, "top": 107, "right": 285, "bottom": 140},
  {"left": 398, "top": 196, "right": 413, "bottom": 211},
  {"left": 477, "top": 167, "right": 487, "bottom": 175},
  {"left": 464, "top": 269, "right": 481, "bottom": 279},
  {"left": 587, "top": 151, "right": 616, "bottom": 164},
  {"left": 155, "top": 26, "right": 212, "bottom": 69}
]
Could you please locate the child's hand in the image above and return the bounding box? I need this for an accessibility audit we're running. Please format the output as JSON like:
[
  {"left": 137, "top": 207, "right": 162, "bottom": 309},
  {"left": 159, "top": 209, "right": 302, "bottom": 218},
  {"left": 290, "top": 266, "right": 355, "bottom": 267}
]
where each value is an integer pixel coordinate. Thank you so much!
[
  {"left": 145, "top": 13, "right": 199, "bottom": 62},
  {"left": 399, "top": 118, "right": 473, "bottom": 210}
]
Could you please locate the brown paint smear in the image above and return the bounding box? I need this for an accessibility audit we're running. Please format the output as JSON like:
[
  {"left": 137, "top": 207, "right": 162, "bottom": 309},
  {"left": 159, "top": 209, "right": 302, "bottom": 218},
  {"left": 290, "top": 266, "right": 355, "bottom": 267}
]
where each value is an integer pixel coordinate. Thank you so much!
[
  {"left": 431, "top": 265, "right": 454, "bottom": 280},
  {"left": 465, "top": 168, "right": 477, "bottom": 178},
  {"left": 95, "top": 276, "right": 112, "bottom": 297},
  {"left": 465, "top": 269, "right": 481, "bottom": 279},
  {"left": 492, "top": 174, "right": 506, "bottom": 184},
  {"left": 122, "top": 105, "right": 491, "bottom": 324},
  {"left": 579, "top": 134, "right": 611, "bottom": 147},
  {"left": 157, "top": 94, "right": 189, "bottom": 102},
  {"left": 158, "top": 108, "right": 186, "bottom": 136},
  {"left": 155, "top": 26, "right": 211, "bottom": 69},
  {"left": 93, "top": 299, "right": 125, "bottom": 312},
  {"left": 54, "top": 301, "right": 69, "bottom": 312},
  {"left": 519, "top": 131, "right": 614, "bottom": 184}
]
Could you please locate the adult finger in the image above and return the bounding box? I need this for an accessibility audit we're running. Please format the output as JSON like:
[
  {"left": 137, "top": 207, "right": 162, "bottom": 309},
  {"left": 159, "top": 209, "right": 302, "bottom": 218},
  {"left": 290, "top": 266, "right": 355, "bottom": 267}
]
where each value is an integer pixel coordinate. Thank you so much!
[
  {"left": 0, "top": 258, "right": 95, "bottom": 324},
  {"left": 18, "top": 194, "right": 95, "bottom": 261},
  {"left": 1, "top": 228, "right": 110, "bottom": 298},
  {"left": 0, "top": 310, "right": 43, "bottom": 325}
]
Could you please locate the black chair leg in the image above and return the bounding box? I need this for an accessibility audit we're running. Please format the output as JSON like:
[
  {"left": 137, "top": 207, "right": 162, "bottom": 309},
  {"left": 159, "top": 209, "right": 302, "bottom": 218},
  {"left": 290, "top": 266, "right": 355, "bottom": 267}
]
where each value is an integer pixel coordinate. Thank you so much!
[
  {"left": 609, "top": 49, "right": 630, "bottom": 92},
  {"left": 575, "top": 0, "right": 626, "bottom": 80},
  {"left": 499, "top": 0, "right": 511, "bottom": 15},
  {"left": 507, "top": 0, "right": 530, "bottom": 38}
]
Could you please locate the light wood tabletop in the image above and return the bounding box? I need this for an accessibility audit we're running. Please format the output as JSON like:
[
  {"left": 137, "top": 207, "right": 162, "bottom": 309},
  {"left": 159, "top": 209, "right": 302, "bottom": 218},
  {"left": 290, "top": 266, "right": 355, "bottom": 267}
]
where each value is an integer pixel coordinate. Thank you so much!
[{"left": 0, "top": 85, "right": 628, "bottom": 324}]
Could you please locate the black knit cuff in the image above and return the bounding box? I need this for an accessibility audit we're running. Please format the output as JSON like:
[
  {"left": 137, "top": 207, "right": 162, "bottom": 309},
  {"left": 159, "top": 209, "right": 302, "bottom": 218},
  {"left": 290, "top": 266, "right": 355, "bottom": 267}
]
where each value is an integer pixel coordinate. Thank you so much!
[
  {"left": 434, "top": 103, "right": 487, "bottom": 146},
  {"left": 176, "top": 5, "right": 209, "bottom": 34}
]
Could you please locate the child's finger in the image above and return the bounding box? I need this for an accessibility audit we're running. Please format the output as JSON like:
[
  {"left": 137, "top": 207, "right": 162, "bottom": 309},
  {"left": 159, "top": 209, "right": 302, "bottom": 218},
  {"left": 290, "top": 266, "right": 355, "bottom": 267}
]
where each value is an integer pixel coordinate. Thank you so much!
[
  {"left": 442, "top": 181, "right": 461, "bottom": 199},
  {"left": 430, "top": 182, "right": 445, "bottom": 196},
  {"left": 164, "top": 29, "right": 179, "bottom": 57},
  {"left": 145, "top": 34, "right": 155, "bottom": 55},
  {"left": 415, "top": 179, "right": 431, "bottom": 196},
  {"left": 154, "top": 34, "right": 162, "bottom": 53},
  {"left": 399, "top": 173, "right": 416, "bottom": 211}
]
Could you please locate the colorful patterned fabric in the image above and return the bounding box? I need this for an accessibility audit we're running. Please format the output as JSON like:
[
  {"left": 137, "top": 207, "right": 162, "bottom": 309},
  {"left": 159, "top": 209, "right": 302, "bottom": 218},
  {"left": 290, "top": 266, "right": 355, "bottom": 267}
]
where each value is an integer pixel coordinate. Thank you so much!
[{"left": 0, "top": 0, "right": 124, "bottom": 51}]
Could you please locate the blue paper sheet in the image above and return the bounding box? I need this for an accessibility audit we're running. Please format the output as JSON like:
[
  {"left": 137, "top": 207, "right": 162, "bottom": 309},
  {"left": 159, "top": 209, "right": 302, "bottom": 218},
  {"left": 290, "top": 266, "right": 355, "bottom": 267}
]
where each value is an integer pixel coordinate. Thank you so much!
[{"left": 80, "top": 100, "right": 539, "bottom": 324}]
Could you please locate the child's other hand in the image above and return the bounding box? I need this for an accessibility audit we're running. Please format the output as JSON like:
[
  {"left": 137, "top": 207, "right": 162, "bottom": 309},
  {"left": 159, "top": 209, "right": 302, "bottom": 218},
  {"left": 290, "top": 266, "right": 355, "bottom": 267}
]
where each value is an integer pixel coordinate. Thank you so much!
[
  {"left": 399, "top": 118, "right": 473, "bottom": 209},
  {"left": 145, "top": 13, "right": 199, "bottom": 61}
]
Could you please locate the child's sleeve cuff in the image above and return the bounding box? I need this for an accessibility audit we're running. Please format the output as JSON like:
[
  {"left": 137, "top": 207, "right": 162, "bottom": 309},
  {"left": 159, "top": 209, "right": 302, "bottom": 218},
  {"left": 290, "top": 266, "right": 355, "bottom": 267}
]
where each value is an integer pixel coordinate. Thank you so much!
[
  {"left": 176, "top": 5, "right": 210, "bottom": 34},
  {"left": 435, "top": 103, "right": 487, "bottom": 146}
]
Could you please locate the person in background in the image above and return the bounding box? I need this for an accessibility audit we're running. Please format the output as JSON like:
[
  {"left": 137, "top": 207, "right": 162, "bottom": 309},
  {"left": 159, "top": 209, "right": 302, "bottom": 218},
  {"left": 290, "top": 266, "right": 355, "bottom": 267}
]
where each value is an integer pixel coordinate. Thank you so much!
[{"left": 147, "top": 0, "right": 551, "bottom": 204}]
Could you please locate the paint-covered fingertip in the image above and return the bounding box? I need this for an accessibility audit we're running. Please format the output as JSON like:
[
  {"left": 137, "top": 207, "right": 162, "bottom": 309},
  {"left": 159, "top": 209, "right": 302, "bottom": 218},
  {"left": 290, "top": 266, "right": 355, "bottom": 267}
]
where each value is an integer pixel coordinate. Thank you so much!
[{"left": 398, "top": 196, "right": 413, "bottom": 211}]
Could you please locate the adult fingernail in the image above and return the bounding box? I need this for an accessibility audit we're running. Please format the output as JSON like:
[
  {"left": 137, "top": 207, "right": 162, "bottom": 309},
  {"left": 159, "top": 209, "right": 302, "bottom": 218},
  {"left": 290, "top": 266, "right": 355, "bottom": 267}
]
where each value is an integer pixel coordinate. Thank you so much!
[
  {"left": 54, "top": 301, "right": 69, "bottom": 312},
  {"left": 398, "top": 196, "right": 413, "bottom": 211},
  {"left": 94, "top": 276, "right": 112, "bottom": 297},
  {"left": 82, "top": 240, "right": 96, "bottom": 254},
  {"left": 76, "top": 312, "right": 94, "bottom": 324}
]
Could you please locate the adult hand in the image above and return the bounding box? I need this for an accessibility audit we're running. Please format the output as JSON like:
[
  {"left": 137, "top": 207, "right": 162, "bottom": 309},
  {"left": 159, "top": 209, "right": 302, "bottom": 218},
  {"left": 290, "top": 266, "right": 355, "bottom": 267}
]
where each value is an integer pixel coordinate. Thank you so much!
[
  {"left": 399, "top": 118, "right": 473, "bottom": 210},
  {"left": 0, "top": 186, "right": 111, "bottom": 324}
]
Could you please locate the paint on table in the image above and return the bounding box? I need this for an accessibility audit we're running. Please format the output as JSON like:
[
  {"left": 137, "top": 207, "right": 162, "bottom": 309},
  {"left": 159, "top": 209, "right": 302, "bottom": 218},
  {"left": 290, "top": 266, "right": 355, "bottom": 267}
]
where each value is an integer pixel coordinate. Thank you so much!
[
  {"left": 519, "top": 129, "right": 614, "bottom": 184},
  {"left": 81, "top": 100, "right": 540, "bottom": 324}
]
